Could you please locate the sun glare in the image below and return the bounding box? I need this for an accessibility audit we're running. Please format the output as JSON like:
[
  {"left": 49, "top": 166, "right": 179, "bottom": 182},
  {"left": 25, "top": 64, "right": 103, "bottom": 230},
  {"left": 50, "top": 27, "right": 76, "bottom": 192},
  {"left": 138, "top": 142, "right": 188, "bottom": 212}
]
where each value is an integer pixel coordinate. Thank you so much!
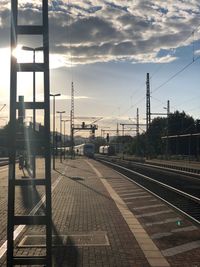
[{"left": 13, "top": 45, "right": 38, "bottom": 63}]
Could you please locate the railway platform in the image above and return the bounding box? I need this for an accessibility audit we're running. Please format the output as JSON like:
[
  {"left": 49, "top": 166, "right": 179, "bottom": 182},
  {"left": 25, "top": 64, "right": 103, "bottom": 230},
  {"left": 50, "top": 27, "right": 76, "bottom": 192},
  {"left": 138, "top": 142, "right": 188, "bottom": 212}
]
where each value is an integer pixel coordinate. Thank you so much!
[
  {"left": 1, "top": 158, "right": 200, "bottom": 266},
  {"left": 145, "top": 158, "right": 200, "bottom": 174}
]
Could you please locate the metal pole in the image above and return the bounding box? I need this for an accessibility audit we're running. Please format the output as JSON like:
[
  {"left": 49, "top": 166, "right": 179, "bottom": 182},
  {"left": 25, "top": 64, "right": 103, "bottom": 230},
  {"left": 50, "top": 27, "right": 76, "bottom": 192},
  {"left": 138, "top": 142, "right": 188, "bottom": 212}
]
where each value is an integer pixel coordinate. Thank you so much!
[
  {"left": 63, "top": 120, "right": 66, "bottom": 159},
  {"left": 53, "top": 96, "right": 55, "bottom": 168},
  {"left": 146, "top": 73, "right": 151, "bottom": 131},
  {"left": 166, "top": 100, "right": 170, "bottom": 159},
  {"left": 122, "top": 124, "right": 125, "bottom": 136},
  {"left": 61, "top": 120, "right": 68, "bottom": 160},
  {"left": 33, "top": 50, "right": 36, "bottom": 131},
  {"left": 55, "top": 130, "right": 58, "bottom": 157},
  {"left": 146, "top": 73, "right": 151, "bottom": 159},
  {"left": 57, "top": 111, "right": 65, "bottom": 163},
  {"left": 50, "top": 94, "right": 60, "bottom": 170},
  {"left": 70, "top": 82, "right": 74, "bottom": 158},
  {"left": 32, "top": 49, "right": 36, "bottom": 177},
  {"left": 136, "top": 108, "right": 139, "bottom": 155},
  {"left": 7, "top": 2, "right": 17, "bottom": 265},
  {"left": 136, "top": 108, "right": 139, "bottom": 137},
  {"left": 117, "top": 122, "right": 119, "bottom": 137},
  {"left": 60, "top": 113, "right": 62, "bottom": 163}
]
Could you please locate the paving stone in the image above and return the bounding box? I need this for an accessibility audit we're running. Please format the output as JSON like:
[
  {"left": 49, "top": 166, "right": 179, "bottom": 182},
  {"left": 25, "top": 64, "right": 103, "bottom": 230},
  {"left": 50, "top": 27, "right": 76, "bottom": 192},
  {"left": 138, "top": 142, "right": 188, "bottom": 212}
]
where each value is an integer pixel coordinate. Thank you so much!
[{"left": 1, "top": 158, "right": 200, "bottom": 266}]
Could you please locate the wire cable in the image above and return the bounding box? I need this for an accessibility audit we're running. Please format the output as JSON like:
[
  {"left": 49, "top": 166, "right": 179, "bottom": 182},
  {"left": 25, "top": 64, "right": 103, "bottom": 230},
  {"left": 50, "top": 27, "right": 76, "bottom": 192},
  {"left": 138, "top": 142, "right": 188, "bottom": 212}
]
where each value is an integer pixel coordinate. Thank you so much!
[{"left": 152, "top": 55, "right": 200, "bottom": 94}]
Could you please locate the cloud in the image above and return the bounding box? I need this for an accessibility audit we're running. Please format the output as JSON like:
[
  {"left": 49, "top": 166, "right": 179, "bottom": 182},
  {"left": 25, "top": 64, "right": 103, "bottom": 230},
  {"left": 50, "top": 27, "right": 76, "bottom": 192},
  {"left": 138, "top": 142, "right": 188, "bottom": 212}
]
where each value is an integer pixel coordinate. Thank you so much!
[{"left": 0, "top": 1, "right": 200, "bottom": 65}]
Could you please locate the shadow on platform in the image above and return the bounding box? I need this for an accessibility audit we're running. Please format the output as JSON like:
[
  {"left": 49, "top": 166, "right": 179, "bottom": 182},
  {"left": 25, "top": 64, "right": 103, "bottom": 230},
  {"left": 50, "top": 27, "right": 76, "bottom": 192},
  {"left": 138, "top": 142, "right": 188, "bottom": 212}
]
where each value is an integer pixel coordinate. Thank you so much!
[
  {"left": 55, "top": 169, "right": 115, "bottom": 204},
  {"left": 20, "top": 177, "right": 79, "bottom": 266}
]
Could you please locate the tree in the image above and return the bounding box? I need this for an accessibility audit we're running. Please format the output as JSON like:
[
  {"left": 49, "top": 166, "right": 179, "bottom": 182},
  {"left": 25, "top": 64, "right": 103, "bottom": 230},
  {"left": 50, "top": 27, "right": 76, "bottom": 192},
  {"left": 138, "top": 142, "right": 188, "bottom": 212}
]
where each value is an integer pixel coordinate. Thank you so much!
[
  {"left": 168, "top": 111, "right": 195, "bottom": 155},
  {"left": 147, "top": 117, "right": 166, "bottom": 156},
  {"left": 168, "top": 111, "right": 195, "bottom": 135}
]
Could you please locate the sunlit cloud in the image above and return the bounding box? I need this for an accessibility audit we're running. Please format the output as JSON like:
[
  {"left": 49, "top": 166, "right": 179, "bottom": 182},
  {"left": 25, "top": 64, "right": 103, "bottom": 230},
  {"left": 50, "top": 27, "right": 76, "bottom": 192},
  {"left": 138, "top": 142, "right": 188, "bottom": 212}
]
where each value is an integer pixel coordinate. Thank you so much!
[
  {"left": 1, "top": 1, "right": 199, "bottom": 66},
  {"left": 50, "top": 54, "right": 69, "bottom": 69}
]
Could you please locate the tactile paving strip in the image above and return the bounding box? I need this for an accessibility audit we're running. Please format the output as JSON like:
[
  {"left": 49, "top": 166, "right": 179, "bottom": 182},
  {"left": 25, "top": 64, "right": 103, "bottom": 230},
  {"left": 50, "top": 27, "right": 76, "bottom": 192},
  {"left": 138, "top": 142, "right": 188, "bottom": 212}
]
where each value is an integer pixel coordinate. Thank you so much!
[{"left": 18, "top": 231, "right": 110, "bottom": 247}]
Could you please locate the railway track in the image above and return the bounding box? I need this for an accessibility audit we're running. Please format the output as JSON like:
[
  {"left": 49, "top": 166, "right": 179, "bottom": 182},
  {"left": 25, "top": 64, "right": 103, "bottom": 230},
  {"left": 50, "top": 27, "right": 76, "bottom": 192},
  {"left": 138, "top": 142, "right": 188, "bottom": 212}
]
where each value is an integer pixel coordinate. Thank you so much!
[{"left": 97, "top": 156, "right": 200, "bottom": 225}]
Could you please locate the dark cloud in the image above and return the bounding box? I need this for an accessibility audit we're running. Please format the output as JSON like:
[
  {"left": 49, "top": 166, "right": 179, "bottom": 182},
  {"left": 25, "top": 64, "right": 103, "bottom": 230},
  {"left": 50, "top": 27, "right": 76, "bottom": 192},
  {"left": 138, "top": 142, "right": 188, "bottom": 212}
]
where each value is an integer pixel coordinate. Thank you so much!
[{"left": 49, "top": 15, "right": 122, "bottom": 49}]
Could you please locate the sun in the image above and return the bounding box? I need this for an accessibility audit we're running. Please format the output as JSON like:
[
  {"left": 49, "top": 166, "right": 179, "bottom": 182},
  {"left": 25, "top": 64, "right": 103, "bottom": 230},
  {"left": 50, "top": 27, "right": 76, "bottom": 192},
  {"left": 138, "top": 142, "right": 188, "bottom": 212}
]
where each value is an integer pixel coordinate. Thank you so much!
[{"left": 13, "top": 44, "right": 37, "bottom": 63}]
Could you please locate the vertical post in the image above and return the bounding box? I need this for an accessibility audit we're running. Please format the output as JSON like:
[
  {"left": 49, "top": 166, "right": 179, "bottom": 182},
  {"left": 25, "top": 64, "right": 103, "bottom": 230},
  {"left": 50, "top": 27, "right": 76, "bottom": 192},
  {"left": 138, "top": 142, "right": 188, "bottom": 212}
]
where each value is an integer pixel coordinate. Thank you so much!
[
  {"left": 146, "top": 73, "right": 151, "bottom": 131},
  {"left": 136, "top": 108, "right": 139, "bottom": 155},
  {"left": 70, "top": 82, "right": 74, "bottom": 158},
  {"left": 32, "top": 50, "right": 36, "bottom": 177},
  {"left": 60, "top": 113, "right": 62, "bottom": 163},
  {"left": 43, "top": 1, "right": 52, "bottom": 265},
  {"left": 146, "top": 73, "right": 151, "bottom": 159},
  {"left": 55, "top": 130, "right": 58, "bottom": 156},
  {"left": 7, "top": 1, "right": 17, "bottom": 265},
  {"left": 166, "top": 100, "right": 170, "bottom": 159},
  {"left": 50, "top": 94, "right": 60, "bottom": 170},
  {"left": 136, "top": 108, "right": 139, "bottom": 137},
  {"left": 122, "top": 124, "right": 125, "bottom": 136},
  {"left": 62, "top": 120, "right": 67, "bottom": 160},
  {"left": 117, "top": 122, "right": 119, "bottom": 137},
  {"left": 33, "top": 50, "right": 36, "bottom": 131},
  {"left": 64, "top": 121, "right": 66, "bottom": 159},
  {"left": 57, "top": 111, "right": 65, "bottom": 163},
  {"left": 18, "top": 96, "right": 25, "bottom": 125},
  {"left": 53, "top": 96, "right": 55, "bottom": 168}
]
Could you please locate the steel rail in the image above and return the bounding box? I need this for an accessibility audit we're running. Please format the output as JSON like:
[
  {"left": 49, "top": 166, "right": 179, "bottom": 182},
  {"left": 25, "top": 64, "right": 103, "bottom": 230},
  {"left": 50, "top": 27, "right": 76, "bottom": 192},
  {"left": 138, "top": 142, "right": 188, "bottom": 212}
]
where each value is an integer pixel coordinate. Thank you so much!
[
  {"left": 116, "top": 169, "right": 200, "bottom": 226},
  {"left": 100, "top": 159, "right": 200, "bottom": 204},
  {"left": 98, "top": 158, "right": 200, "bottom": 225}
]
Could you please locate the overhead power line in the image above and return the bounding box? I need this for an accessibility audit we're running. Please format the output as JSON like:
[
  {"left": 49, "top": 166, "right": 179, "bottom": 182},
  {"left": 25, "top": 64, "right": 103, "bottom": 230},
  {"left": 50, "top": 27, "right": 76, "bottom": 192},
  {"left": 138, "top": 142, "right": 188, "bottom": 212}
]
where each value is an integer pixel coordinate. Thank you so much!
[{"left": 152, "top": 55, "right": 200, "bottom": 94}]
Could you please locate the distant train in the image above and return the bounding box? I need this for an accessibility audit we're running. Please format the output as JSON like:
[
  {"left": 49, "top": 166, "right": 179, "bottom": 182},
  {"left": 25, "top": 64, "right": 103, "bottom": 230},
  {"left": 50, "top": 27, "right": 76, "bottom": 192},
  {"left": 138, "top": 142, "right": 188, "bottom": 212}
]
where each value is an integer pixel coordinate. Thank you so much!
[
  {"left": 75, "top": 143, "right": 95, "bottom": 158},
  {"left": 99, "top": 145, "right": 115, "bottom": 156}
]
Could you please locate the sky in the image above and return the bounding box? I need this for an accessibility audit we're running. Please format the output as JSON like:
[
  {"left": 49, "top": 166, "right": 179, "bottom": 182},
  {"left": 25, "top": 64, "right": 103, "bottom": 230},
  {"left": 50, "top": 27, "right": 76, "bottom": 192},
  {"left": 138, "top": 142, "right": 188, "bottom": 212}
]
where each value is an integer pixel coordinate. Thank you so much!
[{"left": 0, "top": 0, "right": 200, "bottom": 137}]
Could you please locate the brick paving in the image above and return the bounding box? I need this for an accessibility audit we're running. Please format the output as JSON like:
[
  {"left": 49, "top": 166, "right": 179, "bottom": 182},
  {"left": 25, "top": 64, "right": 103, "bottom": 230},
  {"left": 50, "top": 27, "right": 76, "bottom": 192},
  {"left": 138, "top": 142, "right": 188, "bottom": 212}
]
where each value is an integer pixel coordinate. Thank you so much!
[
  {"left": 49, "top": 158, "right": 151, "bottom": 266},
  {"left": 96, "top": 160, "right": 200, "bottom": 267},
  {"left": 1, "top": 158, "right": 200, "bottom": 266}
]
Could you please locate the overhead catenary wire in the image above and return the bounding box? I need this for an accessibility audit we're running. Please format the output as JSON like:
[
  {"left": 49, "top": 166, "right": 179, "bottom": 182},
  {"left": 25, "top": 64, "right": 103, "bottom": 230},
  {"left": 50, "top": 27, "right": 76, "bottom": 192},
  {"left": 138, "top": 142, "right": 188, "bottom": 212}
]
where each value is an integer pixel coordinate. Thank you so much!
[
  {"left": 118, "top": 22, "right": 200, "bottom": 120},
  {"left": 152, "top": 55, "right": 200, "bottom": 94},
  {"left": 149, "top": 23, "right": 200, "bottom": 95},
  {"left": 51, "top": 2, "right": 200, "bottom": 135},
  {"left": 150, "top": 21, "right": 200, "bottom": 80}
]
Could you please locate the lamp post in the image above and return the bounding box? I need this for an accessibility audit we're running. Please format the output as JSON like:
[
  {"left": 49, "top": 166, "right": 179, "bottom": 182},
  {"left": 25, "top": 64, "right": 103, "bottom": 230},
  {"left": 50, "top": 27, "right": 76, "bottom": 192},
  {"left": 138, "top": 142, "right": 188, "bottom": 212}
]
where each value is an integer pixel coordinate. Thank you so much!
[
  {"left": 50, "top": 93, "right": 61, "bottom": 170},
  {"left": 22, "top": 46, "right": 43, "bottom": 177},
  {"left": 61, "top": 119, "right": 69, "bottom": 160},
  {"left": 57, "top": 111, "right": 65, "bottom": 163}
]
